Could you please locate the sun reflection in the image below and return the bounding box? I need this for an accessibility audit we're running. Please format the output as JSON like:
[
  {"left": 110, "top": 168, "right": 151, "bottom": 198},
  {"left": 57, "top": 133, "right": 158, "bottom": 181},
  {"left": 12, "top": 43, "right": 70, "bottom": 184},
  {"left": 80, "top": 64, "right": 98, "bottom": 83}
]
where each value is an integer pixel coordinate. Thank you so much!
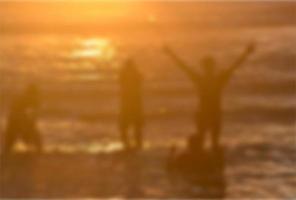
[
  {"left": 72, "top": 38, "right": 116, "bottom": 60},
  {"left": 41, "top": 142, "right": 123, "bottom": 154},
  {"left": 87, "top": 142, "right": 122, "bottom": 154},
  {"left": 14, "top": 142, "right": 28, "bottom": 152}
]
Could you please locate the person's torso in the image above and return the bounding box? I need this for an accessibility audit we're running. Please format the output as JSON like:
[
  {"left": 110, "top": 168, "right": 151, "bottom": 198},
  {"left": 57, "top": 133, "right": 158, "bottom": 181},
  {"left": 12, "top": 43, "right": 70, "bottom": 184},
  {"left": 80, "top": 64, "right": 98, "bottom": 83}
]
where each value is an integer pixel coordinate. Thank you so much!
[
  {"left": 197, "top": 74, "right": 225, "bottom": 113},
  {"left": 120, "top": 72, "right": 143, "bottom": 113}
]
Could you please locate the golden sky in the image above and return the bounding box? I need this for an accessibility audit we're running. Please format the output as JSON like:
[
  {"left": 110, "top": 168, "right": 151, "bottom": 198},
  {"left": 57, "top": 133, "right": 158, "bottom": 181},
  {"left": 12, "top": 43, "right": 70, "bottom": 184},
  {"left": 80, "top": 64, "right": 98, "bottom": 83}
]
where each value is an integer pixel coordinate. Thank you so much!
[{"left": 0, "top": 1, "right": 294, "bottom": 33}]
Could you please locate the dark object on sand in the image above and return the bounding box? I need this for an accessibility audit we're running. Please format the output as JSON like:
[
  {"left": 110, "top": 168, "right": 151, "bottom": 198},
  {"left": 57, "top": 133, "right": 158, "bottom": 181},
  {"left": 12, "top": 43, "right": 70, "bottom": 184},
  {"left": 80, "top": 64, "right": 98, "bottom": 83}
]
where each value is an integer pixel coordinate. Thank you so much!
[{"left": 167, "top": 135, "right": 226, "bottom": 198}]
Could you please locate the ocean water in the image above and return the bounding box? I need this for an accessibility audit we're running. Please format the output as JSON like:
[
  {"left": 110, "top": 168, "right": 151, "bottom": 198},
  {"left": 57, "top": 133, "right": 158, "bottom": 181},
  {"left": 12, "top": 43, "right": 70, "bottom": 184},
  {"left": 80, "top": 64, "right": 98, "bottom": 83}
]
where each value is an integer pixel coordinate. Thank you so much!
[
  {"left": 0, "top": 26, "right": 295, "bottom": 145},
  {"left": 0, "top": 2, "right": 295, "bottom": 198}
]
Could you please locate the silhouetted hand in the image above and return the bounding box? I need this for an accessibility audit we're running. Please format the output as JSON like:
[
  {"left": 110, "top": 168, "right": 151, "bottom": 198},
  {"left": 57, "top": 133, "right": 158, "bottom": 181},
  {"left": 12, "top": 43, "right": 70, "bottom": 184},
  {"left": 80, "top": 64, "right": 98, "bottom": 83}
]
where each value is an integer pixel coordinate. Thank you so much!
[
  {"left": 163, "top": 45, "right": 174, "bottom": 56},
  {"left": 245, "top": 42, "right": 256, "bottom": 55}
]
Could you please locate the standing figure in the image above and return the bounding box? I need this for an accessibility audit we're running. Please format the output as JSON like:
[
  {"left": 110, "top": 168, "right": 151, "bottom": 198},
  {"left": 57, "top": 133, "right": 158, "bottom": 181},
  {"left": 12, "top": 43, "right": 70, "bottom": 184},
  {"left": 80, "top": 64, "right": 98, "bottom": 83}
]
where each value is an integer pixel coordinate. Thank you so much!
[
  {"left": 22, "top": 83, "right": 42, "bottom": 152},
  {"left": 2, "top": 83, "right": 42, "bottom": 154},
  {"left": 164, "top": 44, "right": 255, "bottom": 150},
  {"left": 119, "top": 59, "right": 144, "bottom": 151}
]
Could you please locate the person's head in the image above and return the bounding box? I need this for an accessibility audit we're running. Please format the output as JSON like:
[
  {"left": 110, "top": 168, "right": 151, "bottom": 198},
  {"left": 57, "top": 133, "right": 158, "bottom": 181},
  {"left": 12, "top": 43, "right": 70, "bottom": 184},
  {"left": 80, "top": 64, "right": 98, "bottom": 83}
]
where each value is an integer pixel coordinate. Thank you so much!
[
  {"left": 122, "top": 59, "right": 138, "bottom": 75},
  {"left": 200, "top": 56, "right": 216, "bottom": 74}
]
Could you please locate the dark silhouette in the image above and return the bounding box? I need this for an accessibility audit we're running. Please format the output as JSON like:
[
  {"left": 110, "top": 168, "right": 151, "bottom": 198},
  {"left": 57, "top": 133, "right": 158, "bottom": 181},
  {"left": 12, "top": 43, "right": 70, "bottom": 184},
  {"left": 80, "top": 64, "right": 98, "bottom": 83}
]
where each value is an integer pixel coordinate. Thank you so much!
[
  {"left": 119, "top": 59, "right": 144, "bottom": 151},
  {"left": 164, "top": 44, "right": 255, "bottom": 150},
  {"left": 167, "top": 135, "right": 226, "bottom": 198},
  {"left": 2, "top": 84, "right": 42, "bottom": 155}
]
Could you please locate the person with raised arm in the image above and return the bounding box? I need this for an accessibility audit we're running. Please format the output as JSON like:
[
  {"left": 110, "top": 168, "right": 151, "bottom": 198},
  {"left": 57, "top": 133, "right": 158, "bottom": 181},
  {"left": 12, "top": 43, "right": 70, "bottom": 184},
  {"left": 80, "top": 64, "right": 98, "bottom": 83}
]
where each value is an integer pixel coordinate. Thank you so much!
[{"left": 164, "top": 43, "right": 255, "bottom": 151}]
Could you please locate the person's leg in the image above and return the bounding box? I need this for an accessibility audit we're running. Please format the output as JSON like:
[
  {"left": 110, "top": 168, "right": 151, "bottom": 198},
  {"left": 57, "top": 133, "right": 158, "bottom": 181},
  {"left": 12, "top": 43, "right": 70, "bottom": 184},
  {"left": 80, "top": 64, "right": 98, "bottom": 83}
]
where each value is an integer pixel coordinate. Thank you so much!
[
  {"left": 27, "top": 118, "right": 43, "bottom": 152},
  {"left": 120, "top": 122, "right": 131, "bottom": 151},
  {"left": 31, "top": 129, "right": 43, "bottom": 153},
  {"left": 197, "top": 115, "right": 206, "bottom": 150},
  {"left": 211, "top": 117, "right": 222, "bottom": 151},
  {"left": 134, "top": 121, "right": 143, "bottom": 151},
  {"left": 34, "top": 134, "right": 43, "bottom": 153},
  {"left": 2, "top": 127, "right": 17, "bottom": 155}
]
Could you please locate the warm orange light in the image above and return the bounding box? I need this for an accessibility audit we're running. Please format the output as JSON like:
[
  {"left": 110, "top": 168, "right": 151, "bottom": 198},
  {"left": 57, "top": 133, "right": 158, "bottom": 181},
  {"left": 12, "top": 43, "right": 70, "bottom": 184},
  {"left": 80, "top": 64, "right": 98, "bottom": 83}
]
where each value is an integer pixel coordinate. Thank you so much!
[{"left": 72, "top": 38, "right": 116, "bottom": 60}]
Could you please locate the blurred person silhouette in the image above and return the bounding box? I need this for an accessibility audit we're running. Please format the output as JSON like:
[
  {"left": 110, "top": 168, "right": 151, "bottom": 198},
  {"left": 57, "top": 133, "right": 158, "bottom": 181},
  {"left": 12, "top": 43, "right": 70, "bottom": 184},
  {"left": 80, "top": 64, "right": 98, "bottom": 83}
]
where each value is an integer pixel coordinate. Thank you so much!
[
  {"left": 164, "top": 43, "right": 255, "bottom": 151},
  {"left": 2, "top": 83, "right": 42, "bottom": 155},
  {"left": 167, "top": 134, "right": 226, "bottom": 197},
  {"left": 22, "top": 83, "right": 42, "bottom": 152},
  {"left": 119, "top": 59, "right": 144, "bottom": 151}
]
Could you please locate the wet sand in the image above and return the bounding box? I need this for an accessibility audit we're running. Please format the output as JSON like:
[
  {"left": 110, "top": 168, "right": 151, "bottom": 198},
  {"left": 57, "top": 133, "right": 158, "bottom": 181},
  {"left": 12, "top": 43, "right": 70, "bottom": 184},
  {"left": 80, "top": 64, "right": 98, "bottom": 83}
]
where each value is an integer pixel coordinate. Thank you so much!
[
  {"left": 0, "top": 149, "right": 226, "bottom": 199},
  {"left": 1, "top": 139, "right": 295, "bottom": 199}
]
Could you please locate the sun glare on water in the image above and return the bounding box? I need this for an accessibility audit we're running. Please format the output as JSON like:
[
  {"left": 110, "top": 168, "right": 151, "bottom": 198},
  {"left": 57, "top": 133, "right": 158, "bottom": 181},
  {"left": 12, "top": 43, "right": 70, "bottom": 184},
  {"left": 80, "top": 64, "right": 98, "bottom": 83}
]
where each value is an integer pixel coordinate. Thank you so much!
[{"left": 72, "top": 38, "right": 116, "bottom": 60}]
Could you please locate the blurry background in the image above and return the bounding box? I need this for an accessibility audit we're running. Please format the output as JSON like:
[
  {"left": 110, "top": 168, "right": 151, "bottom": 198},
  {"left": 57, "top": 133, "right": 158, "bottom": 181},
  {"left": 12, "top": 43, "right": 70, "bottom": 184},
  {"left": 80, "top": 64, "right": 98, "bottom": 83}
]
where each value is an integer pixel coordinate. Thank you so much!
[{"left": 0, "top": 1, "right": 295, "bottom": 198}]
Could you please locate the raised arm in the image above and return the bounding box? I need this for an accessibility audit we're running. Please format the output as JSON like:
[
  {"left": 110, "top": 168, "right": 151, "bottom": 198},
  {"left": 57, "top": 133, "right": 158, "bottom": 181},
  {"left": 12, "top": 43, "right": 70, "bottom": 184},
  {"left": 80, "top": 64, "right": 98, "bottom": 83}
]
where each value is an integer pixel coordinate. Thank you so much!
[
  {"left": 224, "top": 43, "right": 256, "bottom": 78},
  {"left": 163, "top": 46, "right": 200, "bottom": 83}
]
